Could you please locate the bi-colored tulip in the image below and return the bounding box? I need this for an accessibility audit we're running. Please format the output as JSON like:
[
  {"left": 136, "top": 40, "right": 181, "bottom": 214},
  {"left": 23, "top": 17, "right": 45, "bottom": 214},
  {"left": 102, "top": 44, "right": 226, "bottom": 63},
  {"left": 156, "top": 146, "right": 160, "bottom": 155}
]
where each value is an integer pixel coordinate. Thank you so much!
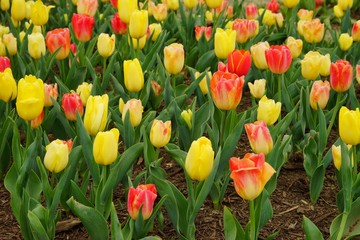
[
  {"left": 30, "top": 109, "right": 44, "bottom": 128},
  {"left": 93, "top": 128, "right": 120, "bottom": 165},
  {"left": 265, "top": 45, "right": 292, "bottom": 74},
  {"left": 44, "top": 139, "right": 72, "bottom": 173},
  {"left": 0, "top": 56, "right": 10, "bottom": 72},
  {"left": 44, "top": 83, "right": 58, "bottom": 107},
  {"left": 330, "top": 59, "right": 353, "bottom": 93},
  {"left": 283, "top": 0, "right": 299, "bottom": 8},
  {"left": 28, "top": 32, "right": 46, "bottom": 59},
  {"left": 2, "top": 33, "right": 17, "bottom": 56},
  {"left": 248, "top": 79, "right": 266, "bottom": 99},
  {"left": 72, "top": 13, "right": 95, "bottom": 42},
  {"left": 164, "top": 43, "right": 184, "bottom": 75},
  {"left": 77, "top": 0, "right": 98, "bottom": 16},
  {"left": 301, "top": 19, "right": 324, "bottom": 43},
  {"left": 257, "top": 96, "right": 281, "bottom": 126},
  {"left": 210, "top": 71, "right": 244, "bottom": 110},
  {"left": 46, "top": 28, "right": 71, "bottom": 60},
  {"left": 62, "top": 92, "right": 84, "bottom": 121},
  {"left": 111, "top": 13, "right": 127, "bottom": 35},
  {"left": 185, "top": 137, "right": 214, "bottom": 181},
  {"left": 232, "top": 19, "right": 259, "bottom": 44},
  {"left": 11, "top": 0, "right": 26, "bottom": 21},
  {"left": 129, "top": 10, "right": 148, "bottom": 39},
  {"left": 122, "top": 99, "right": 143, "bottom": 127},
  {"left": 245, "top": 121, "right": 273, "bottom": 155},
  {"left": 214, "top": 28, "right": 236, "bottom": 59},
  {"left": 339, "top": 106, "right": 360, "bottom": 145},
  {"left": 297, "top": 9, "right": 313, "bottom": 20},
  {"left": 76, "top": 82, "right": 92, "bottom": 106},
  {"left": 338, "top": 33, "right": 353, "bottom": 51},
  {"left": 285, "top": 37, "right": 303, "bottom": 59},
  {"left": 195, "top": 71, "right": 211, "bottom": 95},
  {"left": 309, "top": 80, "right": 330, "bottom": 110},
  {"left": 356, "top": 65, "right": 360, "bottom": 84},
  {"left": 266, "top": 0, "right": 279, "bottom": 13},
  {"left": 205, "top": 0, "right": 222, "bottom": 9},
  {"left": 16, "top": 75, "right": 44, "bottom": 121},
  {"left": 84, "top": 94, "right": 109, "bottom": 136},
  {"left": 230, "top": 153, "right": 275, "bottom": 200},
  {"left": 227, "top": 49, "right": 252, "bottom": 77},
  {"left": 127, "top": 184, "right": 157, "bottom": 220},
  {"left": 250, "top": 41, "right": 270, "bottom": 70},
  {"left": 150, "top": 119, "right": 171, "bottom": 148},
  {"left": 97, "top": 33, "right": 115, "bottom": 58},
  {"left": 181, "top": 109, "right": 192, "bottom": 129},
  {"left": 118, "top": 0, "right": 138, "bottom": 23},
  {"left": 194, "top": 26, "right": 212, "bottom": 42},
  {"left": 30, "top": 0, "right": 54, "bottom": 26},
  {"left": 245, "top": 3, "right": 258, "bottom": 20},
  {"left": 352, "top": 20, "right": 360, "bottom": 41},
  {"left": 152, "top": 3, "right": 167, "bottom": 22},
  {"left": 124, "top": 58, "right": 144, "bottom": 92},
  {"left": 0, "top": 68, "right": 17, "bottom": 102},
  {"left": 148, "top": 23, "right": 162, "bottom": 41},
  {"left": 332, "top": 144, "right": 353, "bottom": 171}
]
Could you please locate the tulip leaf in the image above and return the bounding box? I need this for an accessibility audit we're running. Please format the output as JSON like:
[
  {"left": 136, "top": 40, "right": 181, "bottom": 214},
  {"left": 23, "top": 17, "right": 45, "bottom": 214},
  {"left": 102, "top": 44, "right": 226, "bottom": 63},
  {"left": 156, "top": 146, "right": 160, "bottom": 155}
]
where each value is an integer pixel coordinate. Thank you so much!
[
  {"left": 0, "top": 112, "right": 15, "bottom": 176},
  {"left": 123, "top": 111, "right": 135, "bottom": 148},
  {"left": 271, "top": 104, "right": 297, "bottom": 140},
  {"left": 143, "top": 32, "right": 168, "bottom": 72},
  {"left": 165, "top": 144, "right": 187, "bottom": 168},
  {"left": 341, "top": 8, "right": 352, "bottom": 33},
  {"left": 317, "top": 107, "right": 327, "bottom": 156},
  {"left": 195, "top": 50, "right": 216, "bottom": 72},
  {"left": 302, "top": 215, "right": 324, "bottom": 240},
  {"left": 110, "top": 203, "right": 124, "bottom": 240},
  {"left": 141, "top": 126, "right": 158, "bottom": 168},
  {"left": 27, "top": 210, "right": 50, "bottom": 240},
  {"left": 192, "top": 99, "right": 211, "bottom": 140},
  {"left": 70, "top": 180, "right": 94, "bottom": 207},
  {"left": 223, "top": 206, "right": 245, "bottom": 240},
  {"left": 67, "top": 197, "right": 109, "bottom": 240},
  {"left": 303, "top": 134, "right": 318, "bottom": 177},
  {"left": 340, "top": 141, "right": 352, "bottom": 212},
  {"left": 309, "top": 165, "right": 325, "bottom": 203},
  {"left": 36, "top": 157, "right": 53, "bottom": 206}
]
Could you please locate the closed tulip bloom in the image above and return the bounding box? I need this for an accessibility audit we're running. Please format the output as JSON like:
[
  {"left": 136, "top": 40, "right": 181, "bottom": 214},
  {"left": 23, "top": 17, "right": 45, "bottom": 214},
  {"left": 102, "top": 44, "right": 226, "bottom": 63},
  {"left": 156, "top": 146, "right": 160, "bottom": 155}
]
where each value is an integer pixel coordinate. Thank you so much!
[
  {"left": 0, "top": 56, "right": 10, "bottom": 72},
  {"left": 251, "top": 41, "right": 270, "bottom": 70},
  {"left": 265, "top": 45, "right": 292, "bottom": 74},
  {"left": 129, "top": 10, "right": 148, "bottom": 39},
  {"left": 77, "top": 0, "right": 98, "bottom": 16},
  {"left": 319, "top": 54, "right": 331, "bottom": 76},
  {"left": 97, "top": 33, "right": 115, "bottom": 58},
  {"left": 248, "top": 79, "right": 266, "bottom": 99},
  {"left": 301, "top": 51, "right": 322, "bottom": 80},
  {"left": 148, "top": 23, "right": 162, "bottom": 41},
  {"left": 185, "top": 137, "right": 214, "bottom": 181},
  {"left": 205, "top": 0, "right": 222, "bottom": 8},
  {"left": 195, "top": 71, "right": 211, "bottom": 95},
  {"left": 11, "top": 0, "right": 26, "bottom": 21},
  {"left": 30, "top": 0, "right": 54, "bottom": 26},
  {"left": 28, "top": 32, "right": 46, "bottom": 59},
  {"left": 339, "top": 106, "right": 360, "bottom": 145},
  {"left": 152, "top": 3, "right": 167, "bottom": 22},
  {"left": 184, "top": 0, "right": 197, "bottom": 9},
  {"left": 0, "top": 68, "right": 17, "bottom": 102},
  {"left": 257, "top": 96, "right": 281, "bottom": 126},
  {"left": 330, "top": 60, "right": 353, "bottom": 93},
  {"left": 181, "top": 109, "right": 192, "bottom": 129},
  {"left": 122, "top": 99, "right": 143, "bottom": 127},
  {"left": 245, "top": 3, "right": 258, "bottom": 20},
  {"left": 164, "top": 43, "right": 184, "bottom": 75},
  {"left": 72, "top": 13, "right": 95, "bottom": 42},
  {"left": 93, "top": 128, "right": 120, "bottom": 165},
  {"left": 274, "top": 13, "right": 284, "bottom": 28},
  {"left": 44, "top": 83, "right": 58, "bottom": 107},
  {"left": 259, "top": 9, "right": 276, "bottom": 26},
  {"left": 283, "top": 0, "right": 299, "bottom": 8},
  {"left": 352, "top": 20, "right": 360, "bottom": 41},
  {"left": 118, "top": 0, "right": 138, "bottom": 23},
  {"left": 334, "top": 4, "right": 344, "bottom": 18},
  {"left": 332, "top": 144, "right": 353, "bottom": 171},
  {"left": 230, "top": 153, "right": 275, "bottom": 200},
  {"left": 210, "top": 71, "right": 244, "bottom": 110},
  {"left": 124, "top": 58, "right": 144, "bottom": 92},
  {"left": 46, "top": 28, "right": 71, "bottom": 60},
  {"left": 232, "top": 19, "right": 250, "bottom": 44},
  {"left": 2, "top": 33, "right": 17, "bottom": 56},
  {"left": 266, "top": 0, "right": 279, "bottom": 13},
  {"left": 128, "top": 35, "right": 147, "bottom": 50},
  {"left": 16, "top": 75, "right": 44, "bottom": 121},
  {"left": 44, "top": 139, "right": 72, "bottom": 173},
  {"left": 227, "top": 49, "right": 252, "bottom": 77},
  {"left": 76, "top": 82, "right": 92, "bottom": 106},
  {"left": 1, "top": 0, "right": 10, "bottom": 11},
  {"left": 356, "top": 65, "right": 360, "bottom": 84},
  {"left": 150, "top": 120, "right": 171, "bottom": 148},
  {"left": 297, "top": 20, "right": 306, "bottom": 36},
  {"left": 205, "top": 11, "right": 213, "bottom": 23},
  {"left": 297, "top": 9, "right": 313, "bottom": 20},
  {"left": 62, "top": 92, "right": 84, "bottom": 121},
  {"left": 214, "top": 28, "right": 236, "bottom": 59},
  {"left": 25, "top": 1, "right": 34, "bottom": 19},
  {"left": 127, "top": 184, "right": 157, "bottom": 220},
  {"left": 163, "top": 0, "right": 179, "bottom": 10},
  {"left": 84, "top": 94, "right": 109, "bottom": 136},
  {"left": 309, "top": 80, "right": 330, "bottom": 110},
  {"left": 302, "top": 19, "right": 324, "bottom": 43},
  {"left": 338, "top": 0, "right": 352, "bottom": 10},
  {"left": 111, "top": 13, "right": 127, "bottom": 35},
  {"left": 338, "top": 33, "right": 353, "bottom": 51},
  {"left": 245, "top": 121, "right": 273, "bottom": 155},
  {"left": 0, "top": 39, "right": 5, "bottom": 56},
  {"left": 30, "top": 109, "right": 44, "bottom": 128},
  {"left": 151, "top": 81, "right": 162, "bottom": 96},
  {"left": 194, "top": 26, "right": 212, "bottom": 42},
  {"left": 286, "top": 36, "right": 302, "bottom": 59}
]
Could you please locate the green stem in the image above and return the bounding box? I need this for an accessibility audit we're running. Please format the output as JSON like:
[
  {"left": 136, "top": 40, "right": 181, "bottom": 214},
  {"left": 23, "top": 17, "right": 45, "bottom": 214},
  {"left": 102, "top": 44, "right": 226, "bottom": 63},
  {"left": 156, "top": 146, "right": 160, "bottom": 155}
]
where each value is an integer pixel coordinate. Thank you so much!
[
  {"left": 219, "top": 110, "right": 228, "bottom": 147},
  {"left": 102, "top": 57, "right": 107, "bottom": 85},
  {"left": 327, "top": 93, "right": 342, "bottom": 138},
  {"left": 136, "top": 38, "right": 140, "bottom": 58},
  {"left": 171, "top": 74, "right": 176, "bottom": 92},
  {"left": 249, "top": 200, "right": 256, "bottom": 240},
  {"left": 353, "top": 145, "right": 357, "bottom": 178},
  {"left": 336, "top": 212, "right": 348, "bottom": 240},
  {"left": 59, "top": 59, "right": 66, "bottom": 83},
  {"left": 251, "top": 96, "right": 256, "bottom": 108},
  {"left": 25, "top": 121, "right": 32, "bottom": 148},
  {"left": 278, "top": 74, "right": 283, "bottom": 120}
]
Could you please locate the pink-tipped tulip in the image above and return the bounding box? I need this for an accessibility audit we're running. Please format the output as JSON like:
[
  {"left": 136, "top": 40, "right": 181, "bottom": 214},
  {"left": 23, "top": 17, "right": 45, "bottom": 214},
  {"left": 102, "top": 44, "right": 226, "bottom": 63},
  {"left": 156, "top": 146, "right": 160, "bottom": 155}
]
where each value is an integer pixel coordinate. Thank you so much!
[
  {"left": 127, "top": 184, "right": 157, "bottom": 220},
  {"left": 244, "top": 121, "right": 273, "bottom": 155}
]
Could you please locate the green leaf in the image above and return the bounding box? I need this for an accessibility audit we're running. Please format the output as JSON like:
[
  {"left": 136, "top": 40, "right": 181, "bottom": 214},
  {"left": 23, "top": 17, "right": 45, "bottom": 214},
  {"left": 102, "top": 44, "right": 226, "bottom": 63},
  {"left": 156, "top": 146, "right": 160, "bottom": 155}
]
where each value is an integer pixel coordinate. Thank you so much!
[
  {"left": 28, "top": 211, "right": 50, "bottom": 240},
  {"left": 196, "top": 50, "right": 216, "bottom": 72},
  {"left": 303, "top": 133, "right": 318, "bottom": 177},
  {"left": 340, "top": 141, "right": 352, "bottom": 212},
  {"left": 223, "top": 206, "right": 245, "bottom": 240},
  {"left": 110, "top": 203, "right": 124, "bottom": 240},
  {"left": 317, "top": 107, "right": 327, "bottom": 156},
  {"left": 70, "top": 181, "right": 94, "bottom": 207},
  {"left": 309, "top": 165, "right": 325, "bottom": 203},
  {"left": 302, "top": 215, "right": 324, "bottom": 240},
  {"left": 0, "top": 112, "right": 15, "bottom": 176}
]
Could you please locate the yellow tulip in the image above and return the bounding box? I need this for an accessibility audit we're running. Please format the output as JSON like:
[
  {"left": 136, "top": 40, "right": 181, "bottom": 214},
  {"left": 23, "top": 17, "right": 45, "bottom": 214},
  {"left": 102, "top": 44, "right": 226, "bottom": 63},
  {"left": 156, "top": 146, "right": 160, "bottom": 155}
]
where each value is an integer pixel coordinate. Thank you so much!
[
  {"left": 338, "top": 33, "right": 353, "bottom": 51},
  {"left": 2, "top": 33, "right": 17, "bottom": 56},
  {"left": 257, "top": 96, "right": 281, "bottom": 126},
  {"left": 28, "top": 32, "right": 46, "bottom": 59},
  {"left": 195, "top": 71, "right": 211, "bottom": 95},
  {"left": 97, "top": 33, "right": 115, "bottom": 58},
  {"left": 181, "top": 109, "right": 192, "bottom": 129},
  {"left": 118, "top": 0, "right": 138, "bottom": 23},
  {"left": 338, "top": 0, "right": 353, "bottom": 10},
  {"left": 319, "top": 54, "right": 331, "bottom": 77},
  {"left": 84, "top": 94, "right": 109, "bottom": 136},
  {"left": 30, "top": 0, "right": 54, "bottom": 26},
  {"left": 76, "top": 82, "right": 93, "bottom": 106},
  {"left": 164, "top": 43, "right": 185, "bottom": 75},
  {"left": 260, "top": 9, "right": 275, "bottom": 26},
  {"left": 286, "top": 36, "right": 303, "bottom": 59},
  {"left": 129, "top": 10, "right": 148, "bottom": 39},
  {"left": 25, "top": 1, "right": 34, "bottom": 19},
  {"left": 248, "top": 79, "right": 266, "bottom": 99},
  {"left": 1, "top": 0, "right": 10, "bottom": 11},
  {"left": 332, "top": 144, "right": 353, "bottom": 171},
  {"left": 205, "top": 0, "right": 222, "bottom": 9},
  {"left": 119, "top": 98, "right": 125, "bottom": 113},
  {"left": 301, "top": 51, "right": 322, "bottom": 80},
  {"left": 148, "top": 23, "right": 162, "bottom": 41},
  {"left": 0, "top": 40, "right": 5, "bottom": 56},
  {"left": 250, "top": 41, "right": 270, "bottom": 70},
  {"left": 283, "top": 0, "right": 299, "bottom": 8},
  {"left": 214, "top": 28, "right": 236, "bottom": 59},
  {"left": 11, "top": 0, "right": 26, "bottom": 21},
  {"left": 150, "top": 119, "right": 171, "bottom": 148},
  {"left": 93, "top": 128, "right": 120, "bottom": 165},
  {"left": 184, "top": 0, "right": 197, "bottom": 9},
  {"left": 44, "top": 139, "right": 72, "bottom": 173},
  {"left": 0, "top": 25, "right": 9, "bottom": 37},
  {"left": 163, "top": 0, "right": 179, "bottom": 10},
  {"left": 0, "top": 68, "right": 17, "bottom": 102},
  {"left": 128, "top": 35, "right": 147, "bottom": 50},
  {"left": 339, "top": 106, "right": 360, "bottom": 145},
  {"left": 122, "top": 99, "right": 143, "bottom": 127},
  {"left": 334, "top": 4, "right": 344, "bottom": 18},
  {"left": 124, "top": 58, "right": 144, "bottom": 92}
]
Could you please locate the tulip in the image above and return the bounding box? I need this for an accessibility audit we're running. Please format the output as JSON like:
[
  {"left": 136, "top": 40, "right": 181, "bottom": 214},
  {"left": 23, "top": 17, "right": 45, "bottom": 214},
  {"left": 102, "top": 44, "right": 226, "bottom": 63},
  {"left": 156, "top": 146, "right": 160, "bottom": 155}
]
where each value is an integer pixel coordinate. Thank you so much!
[
  {"left": 0, "top": 56, "right": 10, "bottom": 72},
  {"left": 44, "top": 83, "right": 58, "bottom": 107},
  {"left": 181, "top": 109, "right": 192, "bottom": 129},
  {"left": 151, "top": 81, "right": 162, "bottom": 96},
  {"left": 194, "top": 26, "right": 212, "bottom": 42},
  {"left": 297, "top": 20, "right": 306, "bottom": 36},
  {"left": 11, "top": 0, "right": 26, "bottom": 21},
  {"left": 30, "top": 0, "right": 54, "bottom": 26},
  {"left": 118, "top": 98, "right": 125, "bottom": 114},
  {"left": 84, "top": 94, "right": 109, "bottom": 136},
  {"left": 46, "top": 28, "right": 71, "bottom": 60},
  {"left": 123, "top": 58, "right": 144, "bottom": 92},
  {"left": 339, "top": 106, "right": 360, "bottom": 145},
  {"left": 309, "top": 80, "right": 330, "bottom": 110},
  {"left": 265, "top": 45, "right": 292, "bottom": 74},
  {"left": 72, "top": 13, "right": 95, "bottom": 42},
  {"left": 283, "top": 0, "right": 299, "bottom": 8},
  {"left": 245, "top": 121, "right": 273, "bottom": 155},
  {"left": 163, "top": 0, "right": 179, "bottom": 10},
  {"left": 25, "top": 1, "right": 33, "bottom": 19},
  {"left": 330, "top": 60, "right": 353, "bottom": 93},
  {"left": 2, "top": 33, "right": 17, "bottom": 56},
  {"left": 356, "top": 65, "right": 360, "bottom": 84},
  {"left": 214, "top": 28, "right": 236, "bottom": 59},
  {"left": 266, "top": 0, "right": 279, "bottom": 13},
  {"left": 248, "top": 79, "right": 266, "bottom": 99},
  {"left": 127, "top": 184, "right": 157, "bottom": 220},
  {"left": 0, "top": 40, "right": 5, "bottom": 56},
  {"left": 0, "top": 68, "right": 17, "bottom": 102},
  {"left": 110, "top": 0, "right": 118, "bottom": 7},
  {"left": 338, "top": 0, "right": 353, "bottom": 10},
  {"left": 319, "top": 54, "right": 331, "bottom": 77},
  {"left": 302, "top": 19, "right": 324, "bottom": 43},
  {"left": 250, "top": 41, "right": 270, "bottom": 70},
  {"left": 1, "top": 0, "right": 10, "bottom": 10},
  {"left": 61, "top": 92, "right": 84, "bottom": 121},
  {"left": 93, "top": 128, "right": 120, "bottom": 165},
  {"left": 122, "top": 99, "right": 143, "bottom": 127},
  {"left": 150, "top": 119, "right": 171, "bottom": 148},
  {"left": 205, "top": 0, "right": 222, "bottom": 9},
  {"left": 16, "top": 75, "right": 44, "bottom": 121},
  {"left": 286, "top": 37, "right": 302, "bottom": 59},
  {"left": 205, "top": 11, "right": 213, "bottom": 23},
  {"left": 352, "top": 20, "right": 360, "bottom": 41},
  {"left": 44, "top": 139, "right": 72, "bottom": 173},
  {"left": 230, "top": 153, "right": 275, "bottom": 200},
  {"left": 210, "top": 71, "right": 244, "bottom": 110},
  {"left": 118, "top": 0, "right": 138, "bottom": 23},
  {"left": 28, "top": 32, "right": 46, "bottom": 59},
  {"left": 332, "top": 144, "right": 353, "bottom": 171},
  {"left": 245, "top": 3, "right": 258, "bottom": 20},
  {"left": 297, "top": 9, "right": 313, "bottom": 20},
  {"left": 260, "top": 9, "right": 276, "bottom": 26},
  {"left": 129, "top": 10, "right": 148, "bottom": 39},
  {"left": 232, "top": 19, "right": 254, "bottom": 44},
  {"left": 257, "top": 96, "right": 281, "bottom": 126},
  {"left": 111, "top": 13, "right": 127, "bottom": 35},
  {"left": 164, "top": 43, "right": 184, "bottom": 75},
  {"left": 301, "top": 51, "right": 323, "bottom": 80},
  {"left": 128, "top": 35, "right": 147, "bottom": 50},
  {"left": 76, "top": 82, "right": 92, "bottom": 106},
  {"left": 184, "top": 0, "right": 197, "bottom": 9},
  {"left": 30, "top": 108, "right": 44, "bottom": 128},
  {"left": 152, "top": 3, "right": 167, "bottom": 22},
  {"left": 97, "top": 33, "right": 115, "bottom": 58},
  {"left": 334, "top": 4, "right": 344, "bottom": 18},
  {"left": 338, "top": 33, "right": 353, "bottom": 51},
  {"left": 227, "top": 49, "right": 252, "bottom": 77},
  {"left": 148, "top": 23, "right": 162, "bottom": 41},
  {"left": 185, "top": 137, "right": 214, "bottom": 181},
  {"left": 77, "top": 0, "right": 98, "bottom": 16},
  {"left": 195, "top": 71, "right": 211, "bottom": 95},
  {"left": 274, "top": 13, "right": 284, "bottom": 28}
]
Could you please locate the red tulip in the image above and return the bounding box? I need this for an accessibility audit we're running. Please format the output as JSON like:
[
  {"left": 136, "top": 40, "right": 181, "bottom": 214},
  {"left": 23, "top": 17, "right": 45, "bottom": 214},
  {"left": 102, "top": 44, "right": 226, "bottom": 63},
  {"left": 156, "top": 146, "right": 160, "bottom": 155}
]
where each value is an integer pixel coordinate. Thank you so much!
[
  {"left": 227, "top": 50, "right": 252, "bottom": 77},
  {"left": 194, "top": 26, "right": 212, "bottom": 42},
  {"left": 330, "top": 60, "right": 353, "bottom": 93},
  {"left": 265, "top": 45, "right": 292, "bottom": 74},
  {"left": 46, "top": 28, "right": 71, "bottom": 60},
  {"left": 61, "top": 92, "right": 84, "bottom": 121},
  {"left": 266, "top": 0, "right": 279, "bottom": 13},
  {"left": 0, "top": 56, "right": 11, "bottom": 72},
  {"left": 245, "top": 3, "right": 258, "bottom": 19},
  {"left": 71, "top": 13, "right": 94, "bottom": 42},
  {"left": 127, "top": 184, "right": 157, "bottom": 220},
  {"left": 111, "top": 13, "right": 127, "bottom": 35}
]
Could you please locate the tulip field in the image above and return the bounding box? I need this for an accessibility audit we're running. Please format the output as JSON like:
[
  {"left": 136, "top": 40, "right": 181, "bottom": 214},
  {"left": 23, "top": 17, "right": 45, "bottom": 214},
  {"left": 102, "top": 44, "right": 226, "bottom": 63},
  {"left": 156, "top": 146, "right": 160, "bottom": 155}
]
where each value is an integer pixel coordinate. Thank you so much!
[{"left": 1, "top": 0, "right": 360, "bottom": 239}]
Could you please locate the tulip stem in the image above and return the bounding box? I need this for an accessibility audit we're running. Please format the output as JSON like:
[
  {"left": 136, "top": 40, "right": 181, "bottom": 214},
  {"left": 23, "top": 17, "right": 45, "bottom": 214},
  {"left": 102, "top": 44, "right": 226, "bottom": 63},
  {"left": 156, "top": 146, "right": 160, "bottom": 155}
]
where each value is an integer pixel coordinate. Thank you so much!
[
  {"left": 136, "top": 38, "right": 140, "bottom": 58},
  {"left": 25, "top": 121, "right": 32, "bottom": 148},
  {"left": 102, "top": 58, "right": 107, "bottom": 85},
  {"left": 327, "top": 93, "right": 342, "bottom": 138},
  {"left": 353, "top": 145, "right": 358, "bottom": 177},
  {"left": 336, "top": 211, "right": 348, "bottom": 240},
  {"left": 249, "top": 200, "right": 256, "bottom": 240},
  {"left": 278, "top": 74, "right": 283, "bottom": 120},
  {"left": 220, "top": 110, "right": 228, "bottom": 147}
]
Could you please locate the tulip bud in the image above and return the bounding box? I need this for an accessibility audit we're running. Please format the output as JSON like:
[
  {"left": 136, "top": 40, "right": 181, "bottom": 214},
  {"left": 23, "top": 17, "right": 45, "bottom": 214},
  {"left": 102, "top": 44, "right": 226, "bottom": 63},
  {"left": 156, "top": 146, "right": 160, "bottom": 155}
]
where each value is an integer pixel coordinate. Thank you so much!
[
  {"left": 245, "top": 121, "right": 273, "bottom": 155},
  {"left": 185, "top": 137, "right": 215, "bottom": 181},
  {"left": 163, "top": 0, "right": 178, "bottom": 10},
  {"left": 184, "top": 0, "right": 197, "bottom": 9},
  {"left": 151, "top": 81, "right": 162, "bottom": 96},
  {"left": 338, "top": 0, "right": 353, "bottom": 11},
  {"left": 1, "top": 0, "right": 10, "bottom": 11},
  {"left": 148, "top": 23, "right": 162, "bottom": 41},
  {"left": 164, "top": 43, "right": 185, "bottom": 75},
  {"left": 2, "top": 33, "right": 17, "bottom": 56},
  {"left": 356, "top": 65, "right": 360, "bottom": 85},
  {"left": 330, "top": 60, "right": 353, "bottom": 93},
  {"left": 46, "top": 28, "right": 71, "bottom": 60},
  {"left": 285, "top": 36, "right": 303, "bottom": 59},
  {"left": 93, "top": 128, "right": 120, "bottom": 165},
  {"left": 127, "top": 184, "right": 157, "bottom": 220},
  {"left": 123, "top": 58, "right": 144, "bottom": 92},
  {"left": 111, "top": 13, "right": 127, "bottom": 35},
  {"left": 129, "top": 10, "right": 148, "bottom": 39},
  {"left": 332, "top": 144, "right": 353, "bottom": 171},
  {"left": 352, "top": 20, "right": 360, "bottom": 41},
  {"left": 25, "top": 1, "right": 33, "bottom": 19},
  {"left": 274, "top": 13, "right": 284, "bottom": 28},
  {"left": 28, "top": 32, "right": 46, "bottom": 59},
  {"left": 297, "top": 9, "right": 313, "bottom": 20},
  {"left": 44, "top": 139, "right": 72, "bottom": 173},
  {"left": 0, "top": 56, "right": 11, "bottom": 72},
  {"left": 84, "top": 94, "right": 109, "bottom": 136},
  {"left": 309, "top": 80, "right": 330, "bottom": 110},
  {"left": 195, "top": 71, "right": 211, "bottom": 95},
  {"left": 334, "top": 4, "right": 344, "bottom": 18},
  {"left": 76, "top": 82, "right": 93, "bottom": 106},
  {"left": 30, "top": 109, "right": 44, "bottom": 128},
  {"left": 44, "top": 83, "right": 58, "bottom": 107},
  {"left": 61, "top": 92, "right": 84, "bottom": 121},
  {"left": 122, "top": 99, "right": 143, "bottom": 127},
  {"left": 260, "top": 9, "right": 276, "bottom": 26},
  {"left": 11, "top": 0, "right": 26, "bottom": 21},
  {"left": 338, "top": 33, "right": 353, "bottom": 51},
  {"left": 0, "top": 68, "right": 17, "bottom": 102},
  {"left": 339, "top": 106, "right": 360, "bottom": 145},
  {"left": 250, "top": 41, "right": 270, "bottom": 70},
  {"left": 30, "top": 0, "right": 54, "bottom": 26},
  {"left": 128, "top": 35, "right": 147, "bottom": 50},
  {"left": 118, "top": 98, "right": 125, "bottom": 113},
  {"left": 283, "top": 0, "right": 299, "bottom": 8},
  {"left": 181, "top": 109, "right": 192, "bottom": 129},
  {"left": 97, "top": 33, "right": 115, "bottom": 58},
  {"left": 150, "top": 119, "right": 171, "bottom": 148},
  {"left": 194, "top": 26, "right": 212, "bottom": 42},
  {"left": 319, "top": 53, "right": 331, "bottom": 77},
  {"left": 77, "top": 0, "right": 98, "bottom": 16},
  {"left": 266, "top": 0, "right": 279, "bottom": 13},
  {"left": 214, "top": 28, "right": 236, "bottom": 59},
  {"left": 248, "top": 79, "right": 266, "bottom": 99},
  {"left": 257, "top": 96, "right": 281, "bottom": 126}
]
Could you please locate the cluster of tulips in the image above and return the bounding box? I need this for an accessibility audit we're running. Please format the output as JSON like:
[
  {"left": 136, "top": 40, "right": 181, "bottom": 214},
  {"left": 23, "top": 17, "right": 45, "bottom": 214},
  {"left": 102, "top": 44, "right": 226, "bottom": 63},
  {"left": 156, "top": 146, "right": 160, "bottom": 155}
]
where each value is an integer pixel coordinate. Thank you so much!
[{"left": 0, "top": 0, "right": 360, "bottom": 238}]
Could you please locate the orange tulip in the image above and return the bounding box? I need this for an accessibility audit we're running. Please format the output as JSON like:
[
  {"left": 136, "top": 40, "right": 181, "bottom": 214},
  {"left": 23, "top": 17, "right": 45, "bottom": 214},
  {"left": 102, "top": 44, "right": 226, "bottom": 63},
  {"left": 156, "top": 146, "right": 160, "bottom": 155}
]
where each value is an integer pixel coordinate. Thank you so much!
[
  {"left": 309, "top": 80, "right": 330, "bottom": 110},
  {"left": 265, "top": 45, "right": 292, "bottom": 74},
  {"left": 227, "top": 49, "right": 252, "bottom": 77},
  {"left": 356, "top": 64, "right": 360, "bottom": 84},
  {"left": 244, "top": 121, "right": 273, "bottom": 155},
  {"left": 330, "top": 60, "right": 353, "bottom": 93},
  {"left": 46, "top": 28, "right": 71, "bottom": 60}
]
